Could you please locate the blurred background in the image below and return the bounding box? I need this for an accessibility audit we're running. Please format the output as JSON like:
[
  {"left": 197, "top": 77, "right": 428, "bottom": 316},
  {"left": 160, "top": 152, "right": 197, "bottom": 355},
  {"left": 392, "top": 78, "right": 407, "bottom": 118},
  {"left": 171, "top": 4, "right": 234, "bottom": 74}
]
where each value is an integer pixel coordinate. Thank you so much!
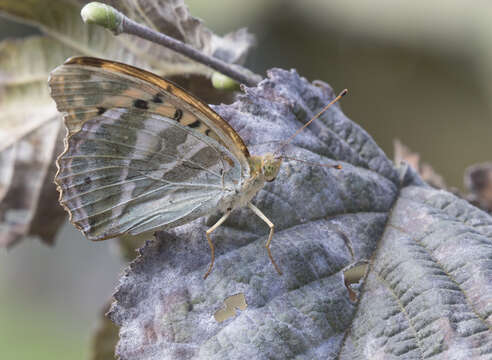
[{"left": 1, "top": 0, "right": 491, "bottom": 359}]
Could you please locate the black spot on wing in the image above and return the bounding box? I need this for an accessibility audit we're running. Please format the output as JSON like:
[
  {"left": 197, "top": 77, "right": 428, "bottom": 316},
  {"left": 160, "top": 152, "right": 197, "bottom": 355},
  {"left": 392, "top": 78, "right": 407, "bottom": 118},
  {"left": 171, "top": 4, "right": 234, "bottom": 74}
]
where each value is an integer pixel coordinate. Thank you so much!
[
  {"left": 205, "top": 129, "right": 211, "bottom": 136},
  {"left": 174, "top": 109, "right": 183, "bottom": 121},
  {"left": 152, "top": 94, "right": 163, "bottom": 104},
  {"left": 133, "top": 99, "right": 149, "bottom": 110},
  {"left": 187, "top": 120, "right": 200, "bottom": 128},
  {"left": 84, "top": 176, "right": 92, "bottom": 185},
  {"left": 97, "top": 107, "right": 106, "bottom": 115}
]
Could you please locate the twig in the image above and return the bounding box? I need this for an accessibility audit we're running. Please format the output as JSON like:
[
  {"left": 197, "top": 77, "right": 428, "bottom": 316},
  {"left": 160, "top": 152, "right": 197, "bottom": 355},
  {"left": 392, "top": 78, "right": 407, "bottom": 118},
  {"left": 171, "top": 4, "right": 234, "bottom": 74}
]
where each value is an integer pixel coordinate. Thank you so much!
[{"left": 81, "top": 2, "right": 262, "bottom": 87}]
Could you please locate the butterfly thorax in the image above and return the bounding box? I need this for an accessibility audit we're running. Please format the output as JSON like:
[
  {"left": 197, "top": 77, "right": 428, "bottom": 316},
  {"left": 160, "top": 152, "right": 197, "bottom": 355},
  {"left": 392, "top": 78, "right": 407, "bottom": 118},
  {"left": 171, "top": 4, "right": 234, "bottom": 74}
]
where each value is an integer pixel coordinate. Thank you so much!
[{"left": 218, "top": 154, "right": 282, "bottom": 212}]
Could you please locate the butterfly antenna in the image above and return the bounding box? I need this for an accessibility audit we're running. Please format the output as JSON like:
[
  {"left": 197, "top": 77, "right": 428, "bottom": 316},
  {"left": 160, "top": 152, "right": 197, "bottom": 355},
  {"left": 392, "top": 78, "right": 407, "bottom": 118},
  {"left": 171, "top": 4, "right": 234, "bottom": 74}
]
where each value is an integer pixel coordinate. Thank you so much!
[
  {"left": 274, "top": 89, "right": 348, "bottom": 156},
  {"left": 280, "top": 156, "right": 342, "bottom": 170}
]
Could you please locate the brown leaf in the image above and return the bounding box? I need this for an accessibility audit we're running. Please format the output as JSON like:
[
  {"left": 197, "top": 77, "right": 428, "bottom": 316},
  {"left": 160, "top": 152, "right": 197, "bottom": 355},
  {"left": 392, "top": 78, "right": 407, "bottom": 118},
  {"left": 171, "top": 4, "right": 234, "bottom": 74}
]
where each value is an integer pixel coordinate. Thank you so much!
[
  {"left": 1, "top": 0, "right": 254, "bottom": 78},
  {"left": 168, "top": 74, "right": 235, "bottom": 105},
  {"left": 464, "top": 162, "right": 492, "bottom": 213},
  {"left": 0, "top": 36, "right": 72, "bottom": 247},
  {"left": 91, "top": 302, "right": 120, "bottom": 360},
  {"left": 102, "top": 0, "right": 255, "bottom": 76},
  {"left": 108, "top": 68, "right": 400, "bottom": 360},
  {"left": 393, "top": 138, "right": 447, "bottom": 189}
]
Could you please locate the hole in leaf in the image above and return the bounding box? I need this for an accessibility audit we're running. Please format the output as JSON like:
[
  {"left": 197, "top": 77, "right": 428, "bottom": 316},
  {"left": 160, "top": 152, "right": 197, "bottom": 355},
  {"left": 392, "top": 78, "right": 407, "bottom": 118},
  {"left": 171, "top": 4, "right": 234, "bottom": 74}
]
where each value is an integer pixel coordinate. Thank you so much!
[
  {"left": 343, "top": 263, "right": 368, "bottom": 302},
  {"left": 214, "top": 293, "right": 247, "bottom": 323}
]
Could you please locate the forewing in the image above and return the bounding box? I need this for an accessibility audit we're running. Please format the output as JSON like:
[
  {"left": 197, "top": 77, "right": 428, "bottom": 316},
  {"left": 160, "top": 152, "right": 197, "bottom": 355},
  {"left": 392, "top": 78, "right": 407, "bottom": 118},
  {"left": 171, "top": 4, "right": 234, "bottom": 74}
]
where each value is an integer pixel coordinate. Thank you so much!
[
  {"left": 49, "top": 58, "right": 247, "bottom": 240},
  {"left": 51, "top": 57, "right": 250, "bottom": 167}
]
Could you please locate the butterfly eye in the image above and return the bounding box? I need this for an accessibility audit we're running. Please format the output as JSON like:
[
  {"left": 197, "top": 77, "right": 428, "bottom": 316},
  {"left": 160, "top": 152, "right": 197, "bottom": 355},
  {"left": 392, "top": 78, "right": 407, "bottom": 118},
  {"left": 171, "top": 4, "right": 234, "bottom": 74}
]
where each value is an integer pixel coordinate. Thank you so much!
[{"left": 262, "top": 158, "right": 282, "bottom": 182}]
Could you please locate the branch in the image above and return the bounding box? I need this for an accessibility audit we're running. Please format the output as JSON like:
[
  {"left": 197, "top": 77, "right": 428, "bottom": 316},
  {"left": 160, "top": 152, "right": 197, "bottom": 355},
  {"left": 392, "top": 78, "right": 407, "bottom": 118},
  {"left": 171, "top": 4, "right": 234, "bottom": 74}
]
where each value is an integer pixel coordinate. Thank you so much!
[{"left": 81, "top": 2, "right": 262, "bottom": 87}]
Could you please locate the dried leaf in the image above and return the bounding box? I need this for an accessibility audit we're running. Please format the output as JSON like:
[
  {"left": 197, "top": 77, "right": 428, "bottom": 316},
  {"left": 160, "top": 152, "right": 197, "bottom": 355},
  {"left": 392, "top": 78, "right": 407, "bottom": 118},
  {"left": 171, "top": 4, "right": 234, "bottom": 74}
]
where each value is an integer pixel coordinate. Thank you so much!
[
  {"left": 465, "top": 162, "right": 492, "bottom": 213},
  {"left": 0, "top": 0, "right": 254, "bottom": 77},
  {"left": 394, "top": 138, "right": 447, "bottom": 189},
  {"left": 91, "top": 303, "right": 120, "bottom": 360},
  {"left": 108, "top": 70, "right": 492, "bottom": 359},
  {"left": 168, "top": 74, "right": 235, "bottom": 106},
  {"left": 107, "top": 69, "right": 401, "bottom": 359},
  {"left": 102, "top": 0, "right": 255, "bottom": 76},
  {"left": 0, "top": 0, "right": 145, "bottom": 67},
  {"left": 340, "top": 182, "right": 492, "bottom": 358},
  {"left": 0, "top": 36, "right": 71, "bottom": 247}
]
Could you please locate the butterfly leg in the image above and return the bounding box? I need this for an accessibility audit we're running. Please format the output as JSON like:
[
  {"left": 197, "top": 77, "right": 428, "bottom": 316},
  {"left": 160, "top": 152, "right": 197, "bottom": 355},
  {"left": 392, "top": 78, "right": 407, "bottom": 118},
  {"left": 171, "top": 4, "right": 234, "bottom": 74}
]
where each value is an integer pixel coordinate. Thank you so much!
[
  {"left": 204, "top": 210, "right": 231, "bottom": 279},
  {"left": 247, "top": 203, "right": 283, "bottom": 275}
]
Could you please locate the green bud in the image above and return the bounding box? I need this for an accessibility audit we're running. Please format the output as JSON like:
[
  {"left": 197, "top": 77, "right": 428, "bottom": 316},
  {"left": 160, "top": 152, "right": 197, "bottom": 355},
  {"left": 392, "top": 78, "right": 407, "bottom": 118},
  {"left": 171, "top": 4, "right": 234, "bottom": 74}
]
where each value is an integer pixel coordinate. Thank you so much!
[
  {"left": 211, "top": 72, "right": 240, "bottom": 91},
  {"left": 81, "top": 2, "right": 123, "bottom": 34}
]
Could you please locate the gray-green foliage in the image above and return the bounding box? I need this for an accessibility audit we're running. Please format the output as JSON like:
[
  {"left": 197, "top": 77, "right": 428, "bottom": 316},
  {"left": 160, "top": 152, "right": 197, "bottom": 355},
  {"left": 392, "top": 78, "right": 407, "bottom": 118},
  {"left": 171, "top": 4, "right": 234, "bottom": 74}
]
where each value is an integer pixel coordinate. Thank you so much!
[{"left": 108, "top": 70, "right": 492, "bottom": 359}]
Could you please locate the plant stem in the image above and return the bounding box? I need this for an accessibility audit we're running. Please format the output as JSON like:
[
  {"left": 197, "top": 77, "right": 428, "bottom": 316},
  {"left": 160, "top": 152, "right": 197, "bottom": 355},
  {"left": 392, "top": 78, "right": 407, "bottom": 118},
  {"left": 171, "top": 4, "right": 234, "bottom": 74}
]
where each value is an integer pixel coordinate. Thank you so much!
[
  {"left": 120, "top": 17, "right": 262, "bottom": 87},
  {"left": 81, "top": 2, "right": 262, "bottom": 86}
]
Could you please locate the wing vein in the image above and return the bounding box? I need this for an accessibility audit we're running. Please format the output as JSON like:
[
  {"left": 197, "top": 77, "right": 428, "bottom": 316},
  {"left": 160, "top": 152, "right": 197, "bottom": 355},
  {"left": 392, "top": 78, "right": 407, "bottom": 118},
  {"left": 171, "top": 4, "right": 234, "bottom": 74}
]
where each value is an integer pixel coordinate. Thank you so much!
[{"left": 71, "top": 181, "right": 224, "bottom": 222}]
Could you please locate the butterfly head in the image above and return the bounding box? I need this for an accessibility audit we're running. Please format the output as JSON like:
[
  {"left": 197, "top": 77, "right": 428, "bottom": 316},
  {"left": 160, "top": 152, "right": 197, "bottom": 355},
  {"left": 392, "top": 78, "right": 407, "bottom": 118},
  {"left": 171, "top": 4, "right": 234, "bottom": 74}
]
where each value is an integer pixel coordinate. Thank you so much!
[{"left": 261, "top": 154, "right": 282, "bottom": 182}]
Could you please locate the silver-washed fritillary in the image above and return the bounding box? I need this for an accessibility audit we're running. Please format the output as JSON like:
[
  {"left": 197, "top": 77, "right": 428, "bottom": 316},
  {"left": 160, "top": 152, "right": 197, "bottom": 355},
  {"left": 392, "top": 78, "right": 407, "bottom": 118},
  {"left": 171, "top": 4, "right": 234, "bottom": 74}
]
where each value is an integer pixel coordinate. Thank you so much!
[{"left": 49, "top": 57, "right": 345, "bottom": 279}]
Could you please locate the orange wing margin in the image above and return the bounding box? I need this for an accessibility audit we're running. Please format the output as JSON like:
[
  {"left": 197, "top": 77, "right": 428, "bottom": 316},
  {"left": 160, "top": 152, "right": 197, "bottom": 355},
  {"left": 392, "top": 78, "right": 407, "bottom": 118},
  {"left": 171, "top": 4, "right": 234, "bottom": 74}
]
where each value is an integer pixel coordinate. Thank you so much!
[{"left": 63, "top": 57, "right": 250, "bottom": 160}]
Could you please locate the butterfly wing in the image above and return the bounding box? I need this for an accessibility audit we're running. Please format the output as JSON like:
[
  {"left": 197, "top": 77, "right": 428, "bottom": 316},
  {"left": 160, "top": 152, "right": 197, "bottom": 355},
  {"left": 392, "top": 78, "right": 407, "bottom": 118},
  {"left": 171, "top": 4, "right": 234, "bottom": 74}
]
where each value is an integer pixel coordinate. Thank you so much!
[{"left": 49, "top": 57, "right": 250, "bottom": 240}]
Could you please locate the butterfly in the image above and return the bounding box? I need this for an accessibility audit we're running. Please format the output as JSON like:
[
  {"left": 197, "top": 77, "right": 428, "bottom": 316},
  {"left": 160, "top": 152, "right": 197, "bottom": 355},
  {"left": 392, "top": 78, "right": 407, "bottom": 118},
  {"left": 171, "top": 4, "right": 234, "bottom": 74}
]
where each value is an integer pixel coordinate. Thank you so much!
[{"left": 49, "top": 57, "right": 345, "bottom": 279}]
